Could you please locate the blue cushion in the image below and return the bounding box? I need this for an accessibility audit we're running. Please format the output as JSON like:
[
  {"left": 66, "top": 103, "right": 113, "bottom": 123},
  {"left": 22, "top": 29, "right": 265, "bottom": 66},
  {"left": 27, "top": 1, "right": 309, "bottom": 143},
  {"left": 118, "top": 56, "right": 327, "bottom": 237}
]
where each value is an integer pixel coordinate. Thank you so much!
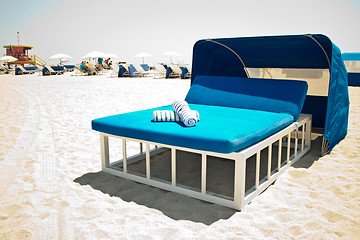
[
  {"left": 185, "top": 75, "right": 308, "bottom": 120},
  {"left": 92, "top": 104, "right": 294, "bottom": 154}
]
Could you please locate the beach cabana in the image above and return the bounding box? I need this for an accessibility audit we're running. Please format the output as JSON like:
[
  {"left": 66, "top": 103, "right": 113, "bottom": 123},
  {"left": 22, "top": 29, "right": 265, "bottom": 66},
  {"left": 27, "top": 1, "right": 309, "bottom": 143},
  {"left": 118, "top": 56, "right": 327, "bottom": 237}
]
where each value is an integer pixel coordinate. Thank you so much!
[
  {"left": 91, "top": 35, "right": 323, "bottom": 210},
  {"left": 342, "top": 52, "right": 360, "bottom": 87},
  {"left": 191, "top": 34, "right": 349, "bottom": 155}
]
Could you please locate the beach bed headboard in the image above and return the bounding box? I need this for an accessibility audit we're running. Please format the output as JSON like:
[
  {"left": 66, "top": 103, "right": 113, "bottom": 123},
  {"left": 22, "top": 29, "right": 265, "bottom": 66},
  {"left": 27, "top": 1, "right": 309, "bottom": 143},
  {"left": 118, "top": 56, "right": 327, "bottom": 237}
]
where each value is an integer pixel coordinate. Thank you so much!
[{"left": 191, "top": 34, "right": 349, "bottom": 153}]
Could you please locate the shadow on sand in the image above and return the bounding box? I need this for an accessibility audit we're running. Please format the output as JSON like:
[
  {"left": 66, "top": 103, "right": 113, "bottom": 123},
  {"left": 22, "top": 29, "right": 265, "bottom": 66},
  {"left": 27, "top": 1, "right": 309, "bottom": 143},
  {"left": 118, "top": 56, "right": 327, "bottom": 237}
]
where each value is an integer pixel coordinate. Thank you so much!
[{"left": 74, "top": 135, "right": 322, "bottom": 225}]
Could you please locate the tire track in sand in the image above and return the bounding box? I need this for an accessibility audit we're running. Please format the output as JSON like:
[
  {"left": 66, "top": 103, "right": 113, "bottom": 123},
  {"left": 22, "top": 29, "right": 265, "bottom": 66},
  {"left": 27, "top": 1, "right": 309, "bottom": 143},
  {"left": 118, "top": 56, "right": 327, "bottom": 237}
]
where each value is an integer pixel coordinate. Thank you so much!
[{"left": 8, "top": 85, "right": 73, "bottom": 239}]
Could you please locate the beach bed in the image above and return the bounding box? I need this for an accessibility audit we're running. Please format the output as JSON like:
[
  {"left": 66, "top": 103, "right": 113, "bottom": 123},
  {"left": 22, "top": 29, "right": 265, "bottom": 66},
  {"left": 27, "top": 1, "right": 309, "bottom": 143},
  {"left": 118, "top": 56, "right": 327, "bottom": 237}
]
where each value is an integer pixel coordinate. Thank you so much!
[
  {"left": 91, "top": 33, "right": 349, "bottom": 210},
  {"left": 92, "top": 75, "right": 311, "bottom": 210}
]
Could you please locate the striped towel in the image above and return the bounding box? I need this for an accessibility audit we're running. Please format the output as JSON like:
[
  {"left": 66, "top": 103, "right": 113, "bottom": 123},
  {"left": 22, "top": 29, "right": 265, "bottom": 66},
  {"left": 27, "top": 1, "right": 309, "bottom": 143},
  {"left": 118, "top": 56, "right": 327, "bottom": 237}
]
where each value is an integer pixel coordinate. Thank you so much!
[
  {"left": 153, "top": 110, "right": 180, "bottom": 122},
  {"left": 153, "top": 110, "right": 200, "bottom": 122},
  {"left": 172, "top": 100, "right": 199, "bottom": 127}
]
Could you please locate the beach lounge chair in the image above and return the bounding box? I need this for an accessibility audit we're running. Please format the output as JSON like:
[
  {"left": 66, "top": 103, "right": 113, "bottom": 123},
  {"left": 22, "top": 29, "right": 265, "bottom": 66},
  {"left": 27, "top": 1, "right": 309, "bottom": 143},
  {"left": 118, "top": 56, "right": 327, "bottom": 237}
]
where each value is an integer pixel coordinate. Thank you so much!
[
  {"left": 153, "top": 64, "right": 167, "bottom": 78},
  {"left": 74, "top": 65, "right": 86, "bottom": 76},
  {"left": 42, "top": 65, "right": 64, "bottom": 75},
  {"left": 63, "top": 64, "right": 75, "bottom": 72},
  {"left": 166, "top": 65, "right": 182, "bottom": 78},
  {"left": 183, "top": 66, "right": 191, "bottom": 79},
  {"left": 87, "top": 64, "right": 99, "bottom": 75},
  {"left": 0, "top": 65, "right": 10, "bottom": 74},
  {"left": 36, "top": 65, "right": 44, "bottom": 71},
  {"left": 16, "top": 66, "right": 36, "bottom": 75},
  {"left": 92, "top": 75, "right": 311, "bottom": 210},
  {"left": 131, "top": 64, "right": 152, "bottom": 77},
  {"left": 118, "top": 64, "right": 130, "bottom": 77},
  {"left": 109, "top": 62, "right": 119, "bottom": 77}
]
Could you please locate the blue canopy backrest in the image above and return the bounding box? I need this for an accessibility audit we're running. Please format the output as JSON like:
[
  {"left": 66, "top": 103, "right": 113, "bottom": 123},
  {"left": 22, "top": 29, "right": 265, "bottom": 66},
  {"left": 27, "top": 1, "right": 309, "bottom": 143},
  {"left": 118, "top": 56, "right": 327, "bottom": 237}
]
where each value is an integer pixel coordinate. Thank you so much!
[
  {"left": 185, "top": 75, "right": 308, "bottom": 120},
  {"left": 190, "top": 34, "right": 349, "bottom": 151}
]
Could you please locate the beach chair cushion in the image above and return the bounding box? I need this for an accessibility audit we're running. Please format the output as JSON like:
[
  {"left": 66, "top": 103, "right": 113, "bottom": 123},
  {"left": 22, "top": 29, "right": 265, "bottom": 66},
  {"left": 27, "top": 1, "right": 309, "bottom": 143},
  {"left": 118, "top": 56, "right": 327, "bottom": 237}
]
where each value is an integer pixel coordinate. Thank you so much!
[
  {"left": 185, "top": 75, "right": 308, "bottom": 120},
  {"left": 92, "top": 104, "right": 294, "bottom": 153}
]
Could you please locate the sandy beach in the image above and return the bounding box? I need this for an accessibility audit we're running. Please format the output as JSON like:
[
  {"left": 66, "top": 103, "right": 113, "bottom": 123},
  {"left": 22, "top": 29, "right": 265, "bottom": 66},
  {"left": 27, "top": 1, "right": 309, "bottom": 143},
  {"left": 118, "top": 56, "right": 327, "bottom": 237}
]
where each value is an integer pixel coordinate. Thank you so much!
[{"left": 0, "top": 73, "right": 359, "bottom": 239}]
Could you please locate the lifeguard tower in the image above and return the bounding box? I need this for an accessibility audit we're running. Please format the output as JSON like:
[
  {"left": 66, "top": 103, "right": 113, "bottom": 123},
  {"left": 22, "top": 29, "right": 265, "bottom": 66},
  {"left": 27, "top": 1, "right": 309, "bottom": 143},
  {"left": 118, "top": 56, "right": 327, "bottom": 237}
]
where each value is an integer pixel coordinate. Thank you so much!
[{"left": 3, "top": 45, "right": 46, "bottom": 66}]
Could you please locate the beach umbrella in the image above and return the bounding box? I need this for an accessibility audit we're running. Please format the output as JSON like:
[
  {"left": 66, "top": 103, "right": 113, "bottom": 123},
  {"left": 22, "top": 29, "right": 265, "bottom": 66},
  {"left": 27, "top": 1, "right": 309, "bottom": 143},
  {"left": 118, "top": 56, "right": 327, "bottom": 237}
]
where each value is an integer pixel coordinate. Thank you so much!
[
  {"left": 162, "top": 51, "right": 181, "bottom": 64},
  {"left": 104, "top": 53, "right": 118, "bottom": 59},
  {"left": 49, "top": 53, "right": 72, "bottom": 64},
  {"left": 82, "top": 51, "right": 106, "bottom": 60},
  {"left": 0, "top": 55, "right": 18, "bottom": 63},
  {"left": 135, "top": 52, "right": 152, "bottom": 64}
]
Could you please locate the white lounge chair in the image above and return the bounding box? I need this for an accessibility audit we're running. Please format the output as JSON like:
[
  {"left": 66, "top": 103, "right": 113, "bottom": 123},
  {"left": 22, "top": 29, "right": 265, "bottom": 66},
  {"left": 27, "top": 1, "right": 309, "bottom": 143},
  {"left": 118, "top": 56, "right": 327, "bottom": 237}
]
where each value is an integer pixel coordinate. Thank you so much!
[
  {"left": 153, "top": 64, "right": 167, "bottom": 78},
  {"left": 133, "top": 64, "right": 152, "bottom": 77},
  {"left": 17, "top": 66, "right": 36, "bottom": 75},
  {"left": 184, "top": 66, "right": 191, "bottom": 79},
  {"left": 86, "top": 64, "right": 99, "bottom": 75},
  {"left": 0, "top": 65, "right": 10, "bottom": 74},
  {"left": 118, "top": 64, "right": 130, "bottom": 77},
  {"left": 43, "top": 65, "right": 64, "bottom": 75},
  {"left": 109, "top": 62, "right": 119, "bottom": 77},
  {"left": 168, "top": 65, "right": 182, "bottom": 78}
]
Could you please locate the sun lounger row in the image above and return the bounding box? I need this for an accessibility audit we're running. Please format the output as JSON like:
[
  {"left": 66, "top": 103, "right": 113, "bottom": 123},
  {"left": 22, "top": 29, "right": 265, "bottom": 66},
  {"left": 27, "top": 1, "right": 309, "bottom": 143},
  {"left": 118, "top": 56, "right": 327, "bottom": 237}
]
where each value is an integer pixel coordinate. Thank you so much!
[
  {"left": 114, "top": 63, "right": 191, "bottom": 79},
  {"left": 13, "top": 65, "right": 75, "bottom": 75}
]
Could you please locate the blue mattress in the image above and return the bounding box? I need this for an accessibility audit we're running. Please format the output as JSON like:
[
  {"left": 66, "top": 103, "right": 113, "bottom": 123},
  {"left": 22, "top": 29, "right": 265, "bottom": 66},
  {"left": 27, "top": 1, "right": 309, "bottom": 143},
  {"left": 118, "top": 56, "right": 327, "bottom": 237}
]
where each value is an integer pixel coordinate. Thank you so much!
[{"left": 92, "top": 104, "right": 294, "bottom": 154}]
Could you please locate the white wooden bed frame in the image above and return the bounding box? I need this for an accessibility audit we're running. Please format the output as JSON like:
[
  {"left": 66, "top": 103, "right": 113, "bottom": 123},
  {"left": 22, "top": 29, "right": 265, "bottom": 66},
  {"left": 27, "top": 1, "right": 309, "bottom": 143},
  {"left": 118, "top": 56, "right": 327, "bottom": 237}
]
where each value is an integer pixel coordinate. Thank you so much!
[{"left": 99, "top": 114, "right": 311, "bottom": 210}]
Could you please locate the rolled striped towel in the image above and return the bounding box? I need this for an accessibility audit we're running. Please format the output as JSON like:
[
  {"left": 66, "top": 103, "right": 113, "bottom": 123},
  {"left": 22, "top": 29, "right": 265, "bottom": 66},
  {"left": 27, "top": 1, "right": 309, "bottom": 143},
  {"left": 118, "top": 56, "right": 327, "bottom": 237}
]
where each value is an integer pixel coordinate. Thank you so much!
[
  {"left": 172, "top": 100, "right": 199, "bottom": 127},
  {"left": 153, "top": 110, "right": 180, "bottom": 122},
  {"left": 153, "top": 110, "right": 200, "bottom": 122}
]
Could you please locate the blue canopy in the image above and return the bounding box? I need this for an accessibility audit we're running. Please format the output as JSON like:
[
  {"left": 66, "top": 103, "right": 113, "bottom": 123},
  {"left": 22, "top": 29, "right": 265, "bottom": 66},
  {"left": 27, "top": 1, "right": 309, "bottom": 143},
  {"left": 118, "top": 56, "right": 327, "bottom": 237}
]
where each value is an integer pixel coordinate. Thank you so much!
[
  {"left": 342, "top": 52, "right": 360, "bottom": 86},
  {"left": 191, "top": 34, "right": 349, "bottom": 153}
]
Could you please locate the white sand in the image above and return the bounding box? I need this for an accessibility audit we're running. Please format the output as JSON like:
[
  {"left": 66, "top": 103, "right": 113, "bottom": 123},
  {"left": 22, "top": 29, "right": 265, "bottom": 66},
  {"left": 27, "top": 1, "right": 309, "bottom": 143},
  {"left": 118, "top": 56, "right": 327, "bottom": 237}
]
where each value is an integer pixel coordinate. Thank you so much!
[{"left": 0, "top": 73, "right": 359, "bottom": 239}]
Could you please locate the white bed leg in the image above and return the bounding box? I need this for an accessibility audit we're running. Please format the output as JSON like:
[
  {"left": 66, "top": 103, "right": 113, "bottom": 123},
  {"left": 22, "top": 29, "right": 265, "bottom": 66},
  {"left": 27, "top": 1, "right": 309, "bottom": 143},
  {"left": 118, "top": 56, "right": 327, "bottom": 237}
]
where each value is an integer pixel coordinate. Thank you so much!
[
  {"left": 267, "top": 144, "right": 272, "bottom": 180},
  {"left": 305, "top": 120, "right": 312, "bottom": 148},
  {"left": 301, "top": 126, "right": 305, "bottom": 152},
  {"left": 122, "top": 139, "right": 127, "bottom": 173},
  {"left": 277, "top": 139, "right": 282, "bottom": 171},
  {"left": 201, "top": 154, "right": 207, "bottom": 194},
  {"left": 294, "top": 127, "right": 298, "bottom": 157},
  {"left": 287, "top": 133, "right": 291, "bottom": 164},
  {"left": 255, "top": 151, "right": 260, "bottom": 189},
  {"left": 171, "top": 148, "right": 176, "bottom": 186},
  {"left": 234, "top": 157, "right": 246, "bottom": 209},
  {"left": 100, "top": 133, "right": 109, "bottom": 169},
  {"left": 146, "top": 143, "right": 150, "bottom": 179}
]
